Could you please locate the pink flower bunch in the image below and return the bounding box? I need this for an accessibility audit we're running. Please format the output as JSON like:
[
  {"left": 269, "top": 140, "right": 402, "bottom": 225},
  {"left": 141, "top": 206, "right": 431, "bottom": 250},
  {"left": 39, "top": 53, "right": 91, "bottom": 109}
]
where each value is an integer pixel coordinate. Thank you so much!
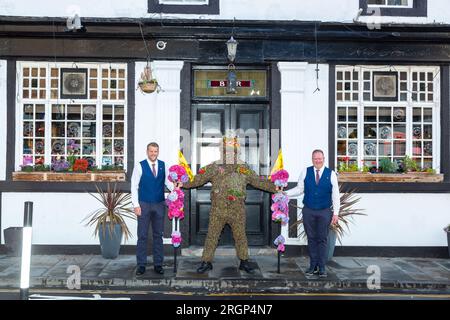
[
  {"left": 271, "top": 192, "right": 289, "bottom": 226},
  {"left": 273, "top": 235, "right": 285, "bottom": 252},
  {"left": 166, "top": 189, "right": 185, "bottom": 220},
  {"left": 271, "top": 169, "right": 289, "bottom": 187},
  {"left": 271, "top": 211, "right": 289, "bottom": 225},
  {"left": 22, "top": 155, "right": 33, "bottom": 166},
  {"left": 171, "top": 231, "right": 182, "bottom": 248},
  {"left": 168, "top": 165, "right": 189, "bottom": 183}
]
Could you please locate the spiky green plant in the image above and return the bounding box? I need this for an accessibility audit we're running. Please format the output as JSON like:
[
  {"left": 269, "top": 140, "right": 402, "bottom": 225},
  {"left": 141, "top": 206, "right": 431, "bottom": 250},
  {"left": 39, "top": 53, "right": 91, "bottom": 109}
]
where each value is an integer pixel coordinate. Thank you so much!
[
  {"left": 83, "top": 183, "right": 136, "bottom": 241},
  {"left": 290, "top": 186, "right": 366, "bottom": 245}
]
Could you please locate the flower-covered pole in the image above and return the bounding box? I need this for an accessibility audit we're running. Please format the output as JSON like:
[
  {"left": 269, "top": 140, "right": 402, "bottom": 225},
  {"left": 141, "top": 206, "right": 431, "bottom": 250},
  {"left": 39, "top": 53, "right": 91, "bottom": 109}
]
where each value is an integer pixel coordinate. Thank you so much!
[
  {"left": 166, "top": 164, "right": 189, "bottom": 273},
  {"left": 270, "top": 169, "right": 289, "bottom": 274}
]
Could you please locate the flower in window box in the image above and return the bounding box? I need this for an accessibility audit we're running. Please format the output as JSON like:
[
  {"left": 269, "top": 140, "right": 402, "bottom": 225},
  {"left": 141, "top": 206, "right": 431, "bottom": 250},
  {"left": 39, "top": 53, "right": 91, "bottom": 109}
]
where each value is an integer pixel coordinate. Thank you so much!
[
  {"left": 22, "top": 155, "right": 33, "bottom": 167},
  {"left": 51, "top": 158, "right": 70, "bottom": 172},
  {"left": 73, "top": 159, "right": 89, "bottom": 173}
]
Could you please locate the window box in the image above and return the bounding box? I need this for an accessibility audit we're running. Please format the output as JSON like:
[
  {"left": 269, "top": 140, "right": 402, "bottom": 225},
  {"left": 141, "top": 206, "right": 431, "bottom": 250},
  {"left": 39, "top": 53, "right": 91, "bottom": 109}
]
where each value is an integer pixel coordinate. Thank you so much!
[
  {"left": 338, "top": 172, "right": 443, "bottom": 183},
  {"left": 12, "top": 171, "right": 126, "bottom": 182}
]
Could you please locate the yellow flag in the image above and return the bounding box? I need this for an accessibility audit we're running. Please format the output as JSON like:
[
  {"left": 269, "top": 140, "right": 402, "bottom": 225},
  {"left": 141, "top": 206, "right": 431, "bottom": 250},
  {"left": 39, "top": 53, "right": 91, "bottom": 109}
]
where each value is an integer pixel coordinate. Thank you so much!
[
  {"left": 178, "top": 150, "right": 194, "bottom": 182},
  {"left": 269, "top": 149, "right": 284, "bottom": 178}
]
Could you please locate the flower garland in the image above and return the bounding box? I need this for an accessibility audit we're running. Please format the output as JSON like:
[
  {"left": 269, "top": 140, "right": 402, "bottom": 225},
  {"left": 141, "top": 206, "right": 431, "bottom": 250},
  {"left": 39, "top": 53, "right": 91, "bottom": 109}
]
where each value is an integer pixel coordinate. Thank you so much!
[
  {"left": 270, "top": 169, "right": 290, "bottom": 252},
  {"left": 273, "top": 235, "right": 285, "bottom": 252},
  {"left": 171, "top": 230, "right": 182, "bottom": 248},
  {"left": 166, "top": 165, "right": 188, "bottom": 248},
  {"left": 271, "top": 193, "right": 289, "bottom": 225},
  {"left": 271, "top": 169, "right": 289, "bottom": 188}
]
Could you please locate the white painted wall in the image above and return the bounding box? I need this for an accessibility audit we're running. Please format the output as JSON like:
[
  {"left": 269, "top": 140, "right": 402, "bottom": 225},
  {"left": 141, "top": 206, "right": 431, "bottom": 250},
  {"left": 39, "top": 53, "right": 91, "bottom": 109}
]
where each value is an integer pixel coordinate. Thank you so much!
[
  {"left": 1, "top": 192, "right": 138, "bottom": 245},
  {"left": 0, "top": 0, "right": 450, "bottom": 24},
  {"left": 278, "top": 62, "right": 329, "bottom": 182},
  {"left": 336, "top": 193, "right": 450, "bottom": 247},
  {"left": 0, "top": 60, "right": 6, "bottom": 181},
  {"left": 2, "top": 192, "right": 448, "bottom": 246},
  {"left": 134, "top": 60, "right": 183, "bottom": 169}
]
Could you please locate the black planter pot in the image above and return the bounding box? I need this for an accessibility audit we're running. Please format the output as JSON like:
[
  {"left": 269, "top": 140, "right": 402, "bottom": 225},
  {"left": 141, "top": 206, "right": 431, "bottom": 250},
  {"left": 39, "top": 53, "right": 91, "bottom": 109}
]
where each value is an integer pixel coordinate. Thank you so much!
[
  {"left": 326, "top": 229, "right": 337, "bottom": 262},
  {"left": 3, "top": 227, "right": 23, "bottom": 257},
  {"left": 98, "top": 223, "right": 122, "bottom": 259}
]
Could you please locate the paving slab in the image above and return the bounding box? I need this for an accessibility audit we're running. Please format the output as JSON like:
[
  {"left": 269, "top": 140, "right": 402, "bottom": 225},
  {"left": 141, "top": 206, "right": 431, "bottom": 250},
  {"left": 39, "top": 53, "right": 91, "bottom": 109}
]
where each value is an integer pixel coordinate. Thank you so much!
[{"left": 0, "top": 254, "right": 448, "bottom": 294}]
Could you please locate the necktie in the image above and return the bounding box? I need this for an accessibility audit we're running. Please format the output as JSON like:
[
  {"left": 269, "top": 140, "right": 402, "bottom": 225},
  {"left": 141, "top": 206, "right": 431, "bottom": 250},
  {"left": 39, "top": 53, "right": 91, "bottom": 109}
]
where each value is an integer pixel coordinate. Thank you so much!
[
  {"left": 315, "top": 169, "right": 320, "bottom": 185},
  {"left": 152, "top": 163, "right": 157, "bottom": 177}
]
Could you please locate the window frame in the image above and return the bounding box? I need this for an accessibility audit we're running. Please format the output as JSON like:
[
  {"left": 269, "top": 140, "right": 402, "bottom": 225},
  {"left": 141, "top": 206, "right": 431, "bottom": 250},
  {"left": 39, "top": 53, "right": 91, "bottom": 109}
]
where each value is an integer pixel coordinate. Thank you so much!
[
  {"left": 359, "top": 0, "right": 427, "bottom": 17},
  {"left": 159, "top": 0, "right": 209, "bottom": 5},
  {"left": 16, "top": 61, "right": 128, "bottom": 172},
  {"left": 367, "top": 0, "right": 413, "bottom": 8},
  {"left": 335, "top": 65, "right": 440, "bottom": 173},
  {"left": 148, "top": 0, "right": 219, "bottom": 14}
]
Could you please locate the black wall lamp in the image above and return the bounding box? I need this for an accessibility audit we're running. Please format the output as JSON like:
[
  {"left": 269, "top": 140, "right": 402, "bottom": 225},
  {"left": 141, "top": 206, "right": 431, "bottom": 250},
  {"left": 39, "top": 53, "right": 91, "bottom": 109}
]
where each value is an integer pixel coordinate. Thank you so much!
[{"left": 226, "top": 36, "right": 238, "bottom": 94}]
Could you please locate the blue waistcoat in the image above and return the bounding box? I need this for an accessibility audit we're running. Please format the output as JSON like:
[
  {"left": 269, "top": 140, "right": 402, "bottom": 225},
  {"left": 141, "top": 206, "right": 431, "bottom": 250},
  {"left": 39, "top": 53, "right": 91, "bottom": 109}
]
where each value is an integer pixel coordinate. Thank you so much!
[
  {"left": 138, "top": 159, "right": 165, "bottom": 204},
  {"left": 303, "top": 166, "right": 333, "bottom": 210}
]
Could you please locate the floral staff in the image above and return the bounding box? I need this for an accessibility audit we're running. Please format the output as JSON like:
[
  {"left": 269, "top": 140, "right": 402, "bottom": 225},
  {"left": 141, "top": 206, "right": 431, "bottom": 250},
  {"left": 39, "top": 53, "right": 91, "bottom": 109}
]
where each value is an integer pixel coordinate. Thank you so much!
[
  {"left": 166, "top": 165, "right": 189, "bottom": 247},
  {"left": 270, "top": 168, "right": 289, "bottom": 273}
]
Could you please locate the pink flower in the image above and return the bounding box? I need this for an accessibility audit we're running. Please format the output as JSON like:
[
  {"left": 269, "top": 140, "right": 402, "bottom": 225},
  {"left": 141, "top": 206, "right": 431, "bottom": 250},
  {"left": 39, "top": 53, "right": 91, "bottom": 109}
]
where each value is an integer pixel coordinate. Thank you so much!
[
  {"left": 271, "top": 169, "right": 289, "bottom": 183},
  {"left": 168, "top": 165, "right": 187, "bottom": 182},
  {"left": 171, "top": 231, "right": 182, "bottom": 247},
  {"left": 277, "top": 244, "right": 285, "bottom": 252}
]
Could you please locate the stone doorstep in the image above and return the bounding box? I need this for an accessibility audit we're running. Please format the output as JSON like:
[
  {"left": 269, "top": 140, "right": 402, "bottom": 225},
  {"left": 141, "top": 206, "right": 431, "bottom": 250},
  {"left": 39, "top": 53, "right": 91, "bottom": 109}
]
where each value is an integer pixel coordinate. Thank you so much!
[
  {"left": 19, "top": 277, "right": 450, "bottom": 294},
  {"left": 181, "top": 246, "right": 277, "bottom": 257}
]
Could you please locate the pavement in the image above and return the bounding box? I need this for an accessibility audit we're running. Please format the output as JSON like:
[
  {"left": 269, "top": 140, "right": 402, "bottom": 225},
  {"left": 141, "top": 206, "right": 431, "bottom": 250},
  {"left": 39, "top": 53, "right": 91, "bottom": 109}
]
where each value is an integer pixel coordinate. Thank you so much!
[{"left": 0, "top": 251, "right": 449, "bottom": 297}]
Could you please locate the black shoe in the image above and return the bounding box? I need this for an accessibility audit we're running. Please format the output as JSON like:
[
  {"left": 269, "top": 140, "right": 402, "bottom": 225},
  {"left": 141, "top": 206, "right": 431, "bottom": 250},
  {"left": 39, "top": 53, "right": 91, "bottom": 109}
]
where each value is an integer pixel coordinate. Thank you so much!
[
  {"left": 154, "top": 265, "right": 164, "bottom": 274},
  {"left": 196, "top": 261, "right": 213, "bottom": 273},
  {"left": 136, "top": 266, "right": 146, "bottom": 276},
  {"left": 319, "top": 270, "right": 328, "bottom": 278},
  {"left": 305, "top": 266, "right": 319, "bottom": 276},
  {"left": 239, "top": 260, "right": 255, "bottom": 274}
]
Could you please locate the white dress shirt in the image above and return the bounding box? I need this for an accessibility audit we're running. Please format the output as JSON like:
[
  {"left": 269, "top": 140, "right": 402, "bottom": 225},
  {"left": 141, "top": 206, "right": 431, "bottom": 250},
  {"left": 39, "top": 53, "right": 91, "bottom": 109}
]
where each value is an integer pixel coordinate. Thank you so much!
[
  {"left": 285, "top": 166, "right": 340, "bottom": 215},
  {"left": 131, "top": 158, "right": 174, "bottom": 208}
]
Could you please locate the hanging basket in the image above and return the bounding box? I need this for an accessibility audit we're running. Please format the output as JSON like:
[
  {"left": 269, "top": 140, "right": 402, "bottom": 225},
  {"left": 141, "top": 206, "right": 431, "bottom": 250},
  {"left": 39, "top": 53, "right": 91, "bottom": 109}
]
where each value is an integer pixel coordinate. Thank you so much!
[{"left": 138, "top": 80, "right": 158, "bottom": 93}]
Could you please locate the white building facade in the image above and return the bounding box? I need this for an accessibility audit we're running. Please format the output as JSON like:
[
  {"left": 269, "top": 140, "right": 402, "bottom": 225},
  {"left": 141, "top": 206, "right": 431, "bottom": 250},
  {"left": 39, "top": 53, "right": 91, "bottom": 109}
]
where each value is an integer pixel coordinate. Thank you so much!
[{"left": 0, "top": 0, "right": 449, "bottom": 256}]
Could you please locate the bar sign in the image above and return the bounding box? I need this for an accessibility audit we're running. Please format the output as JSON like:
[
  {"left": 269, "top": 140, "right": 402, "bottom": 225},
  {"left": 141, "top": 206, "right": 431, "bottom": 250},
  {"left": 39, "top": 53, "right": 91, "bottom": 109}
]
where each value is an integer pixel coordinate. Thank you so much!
[{"left": 209, "top": 80, "right": 252, "bottom": 87}]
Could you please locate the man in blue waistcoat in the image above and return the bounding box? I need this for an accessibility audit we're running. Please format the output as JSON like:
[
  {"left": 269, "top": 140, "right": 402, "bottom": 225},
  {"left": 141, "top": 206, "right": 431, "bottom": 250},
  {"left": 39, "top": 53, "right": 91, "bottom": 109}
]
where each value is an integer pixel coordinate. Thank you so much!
[
  {"left": 131, "top": 142, "right": 173, "bottom": 276},
  {"left": 285, "top": 149, "right": 340, "bottom": 278}
]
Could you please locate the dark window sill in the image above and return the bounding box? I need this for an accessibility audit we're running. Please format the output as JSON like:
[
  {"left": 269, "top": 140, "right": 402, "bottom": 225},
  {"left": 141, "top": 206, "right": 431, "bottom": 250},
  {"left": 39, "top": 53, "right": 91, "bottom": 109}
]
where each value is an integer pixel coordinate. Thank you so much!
[
  {"left": 337, "top": 172, "right": 443, "bottom": 183},
  {"left": 12, "top": 171, "right": 126, "bottom": 182}
]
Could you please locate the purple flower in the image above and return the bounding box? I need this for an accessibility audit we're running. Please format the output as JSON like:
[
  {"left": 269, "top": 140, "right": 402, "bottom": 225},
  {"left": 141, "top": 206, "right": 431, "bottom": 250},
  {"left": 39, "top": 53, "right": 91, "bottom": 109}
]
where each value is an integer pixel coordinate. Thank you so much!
[
  {"left": 169, "top": 172, "right": 178, "bottom": 181},
  {"left": 273, "top": 235, "right": 285, "bottom": 246},
  {"left": 51, "top": 159, "right": 70, "bottom": 172},
  {"left": 167, "top": 191, "right": 178, "bottom": 202}
]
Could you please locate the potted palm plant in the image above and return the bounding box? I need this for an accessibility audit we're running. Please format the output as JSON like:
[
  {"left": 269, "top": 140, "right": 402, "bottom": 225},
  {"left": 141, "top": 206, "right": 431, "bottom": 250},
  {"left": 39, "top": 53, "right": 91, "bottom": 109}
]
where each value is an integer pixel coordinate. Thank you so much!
[
  {"left": 83, "top": 183, "right": 136, "bottom": 259},
  {"left": 290, "top": 186, "right": 366, "bottom": 262}
]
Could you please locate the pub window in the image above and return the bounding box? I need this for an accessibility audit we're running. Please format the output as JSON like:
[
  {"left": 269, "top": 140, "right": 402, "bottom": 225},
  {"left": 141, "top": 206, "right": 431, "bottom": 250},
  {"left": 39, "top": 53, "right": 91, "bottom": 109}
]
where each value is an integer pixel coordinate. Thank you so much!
[
  {"left": 359, "top": 0, "right": 427, "bottom": 16},
  {"left": 159, "top": 0, "right": 208, "bottom": 4},
  {"left": 335, "top": 66, "right": 439, "bottom": 172},
  {"left": 367, "top": 0, "right": 412, "bottom": 8},
  {"left": 18, "top": 62, "right": 127, "bottom": 170},
  {"left": 148, "top": 0, "right": 219, "bottom": 14}
]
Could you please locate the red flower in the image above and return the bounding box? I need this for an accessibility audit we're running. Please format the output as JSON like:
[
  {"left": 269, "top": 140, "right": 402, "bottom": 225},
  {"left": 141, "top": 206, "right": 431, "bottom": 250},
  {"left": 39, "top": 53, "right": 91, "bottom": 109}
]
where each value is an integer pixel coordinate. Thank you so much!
[
  {"left": 198, "top": 168, "right": 206, "bottom": 174},
  {"left": 227, "top": 195, "right": 237, "bottom": 201},
  {"left": 73, "top": 159, "right": 89, "bottom": 172}
]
